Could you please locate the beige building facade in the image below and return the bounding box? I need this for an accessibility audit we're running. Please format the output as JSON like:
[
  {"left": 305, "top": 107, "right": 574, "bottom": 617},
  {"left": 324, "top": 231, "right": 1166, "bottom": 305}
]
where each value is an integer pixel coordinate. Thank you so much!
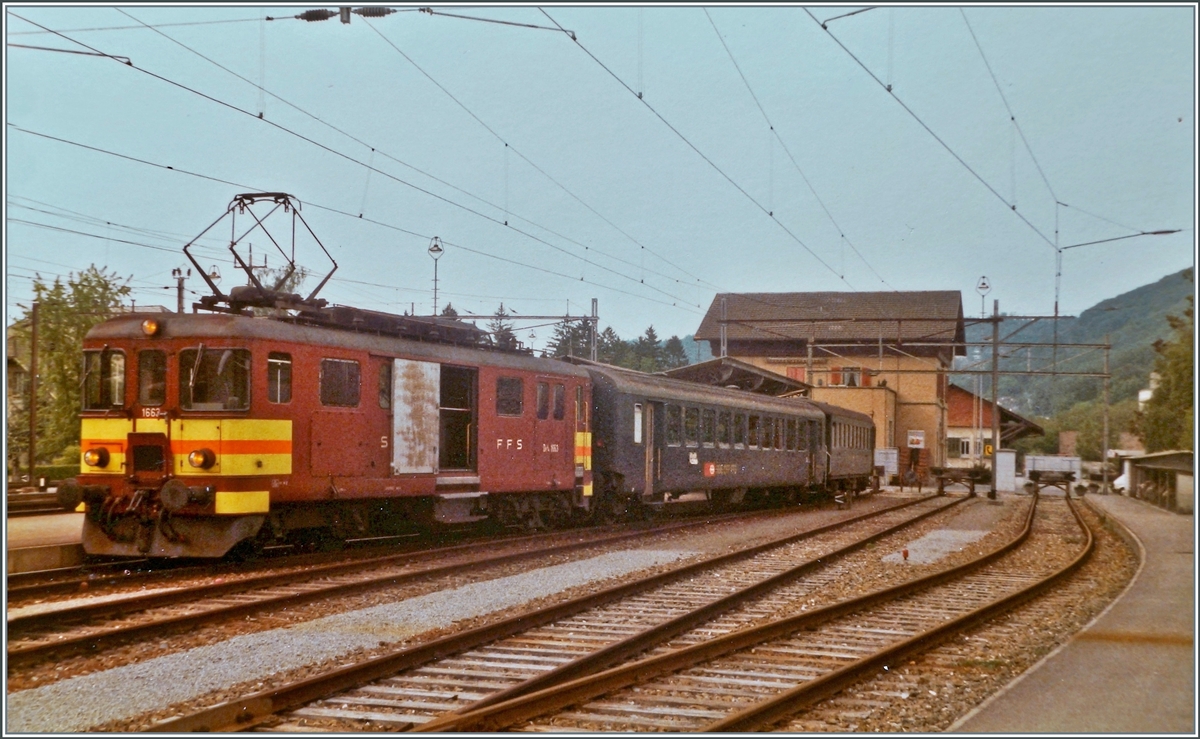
[{"left": 695, "top": 291, "right": 964, "bottom": 480}]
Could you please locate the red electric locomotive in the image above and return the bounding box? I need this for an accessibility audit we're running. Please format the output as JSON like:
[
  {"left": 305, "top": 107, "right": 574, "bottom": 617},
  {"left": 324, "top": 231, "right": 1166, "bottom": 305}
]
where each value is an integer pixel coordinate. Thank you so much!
[{"left": 58, "top": 195, "right": 594, "bottom": 557}]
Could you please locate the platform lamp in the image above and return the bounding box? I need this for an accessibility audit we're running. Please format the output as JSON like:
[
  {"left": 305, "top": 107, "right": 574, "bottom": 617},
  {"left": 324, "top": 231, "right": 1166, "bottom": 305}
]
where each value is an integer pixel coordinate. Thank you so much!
[{"left": 428, "top": 237, "right": 444, "bottom": 316}]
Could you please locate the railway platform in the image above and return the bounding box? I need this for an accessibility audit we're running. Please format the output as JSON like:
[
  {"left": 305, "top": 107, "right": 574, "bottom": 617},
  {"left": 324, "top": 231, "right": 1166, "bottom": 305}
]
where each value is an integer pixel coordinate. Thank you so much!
[
  {"left": 950, "top": 492, "right": 1195, "bottom": 734},
  {"left": 6, "top": 511, "right": 85, "bottom": 574}
]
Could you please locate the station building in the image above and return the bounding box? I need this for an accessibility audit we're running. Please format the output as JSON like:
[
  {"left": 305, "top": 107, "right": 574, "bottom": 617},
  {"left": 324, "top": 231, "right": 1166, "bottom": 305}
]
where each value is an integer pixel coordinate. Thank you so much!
[
  {"left": 694, "top": 291, "right": 965, "bottom": 480},
  {"left": 945, "top": 383, "right": 1043, "bottom": 469}
]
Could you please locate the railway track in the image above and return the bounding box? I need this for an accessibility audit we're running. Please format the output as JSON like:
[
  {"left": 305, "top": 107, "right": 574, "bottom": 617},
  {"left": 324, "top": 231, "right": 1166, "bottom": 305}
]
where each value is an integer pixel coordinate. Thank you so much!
[
  {"left": 6, "top": 491, "right": 69, "bottom": 517},
  {"left": 6, "top": 499, "right": 908, "bottom": 668},
  {"left": 148, "top": 493, "right": 967, "bottom": 732},
  {"left": 400, "top": 492, "right": 1089, "bottom": 732}
]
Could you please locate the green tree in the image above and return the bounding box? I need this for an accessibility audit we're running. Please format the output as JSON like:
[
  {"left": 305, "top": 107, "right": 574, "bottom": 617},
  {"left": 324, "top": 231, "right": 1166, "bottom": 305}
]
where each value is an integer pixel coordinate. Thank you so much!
[
  {"left": 1140, "top": 294, "right": 1194, "bottom": 451},
  {"left": 547, "top": 319, "right": 591, "bottom": 359},
  {"left": 440, "top": 303, "right": 459, "bottom": 317},
  {"left": 662, "top": 335, "right": 689, "bottom": 369},
  {"left": 632, "top": 325, "right": 662, "bottom": 372},
  {"left": 596, "top": 326, "right": 627, "bottom": 366},
  {"left": 7, "top": 267, "right": 131, "bottom": 466},
  {"left": 488, "top": 303, "right": 518, "bottom": 350}
]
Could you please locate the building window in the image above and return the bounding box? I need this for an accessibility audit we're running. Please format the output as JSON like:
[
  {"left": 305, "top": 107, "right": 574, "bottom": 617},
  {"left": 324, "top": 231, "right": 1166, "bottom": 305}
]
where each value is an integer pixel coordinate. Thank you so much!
[
  {"left": 268, "top": 352, "right": 292, "bottom": 404},
  {"left": 496, "top": 376, "right": 524, "bottom": 416},
  {"left": 840, "top": 367, "right": 862, "bottom": 387},
  {"left": 319, "top": 358, "right": 360, "bottom": 407}
]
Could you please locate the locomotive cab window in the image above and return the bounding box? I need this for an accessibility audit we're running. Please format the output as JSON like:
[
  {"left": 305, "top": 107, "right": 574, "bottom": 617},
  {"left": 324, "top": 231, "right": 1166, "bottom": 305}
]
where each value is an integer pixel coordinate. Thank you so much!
[
  {"left": 496, "top": 377, "right": 524, "bottom": 416},
  {"left": 378, "top": 362, "right": 391, "bottom": 409},
  {"left": 181, "top": 347, "right": 250, "bottom": 411},
  {"left": 138, "top": 350, "right": 166, "bottom": 406},
  {"left": 83, "top": 348, "right": 126, "bottom": 410},
  {"left": 268, "top": 352, "right": 292, "bottom": 404},
  {"left": 319, "top": 358, "right": 360, "bottom": 407},
  {"left": 666, "top": 404, "right": 682, "bottom": 446}
]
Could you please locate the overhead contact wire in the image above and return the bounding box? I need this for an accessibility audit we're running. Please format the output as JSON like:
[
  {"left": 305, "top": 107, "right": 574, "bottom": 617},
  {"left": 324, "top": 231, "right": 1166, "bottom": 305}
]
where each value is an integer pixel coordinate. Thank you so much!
[
  {"left": 704, "top": 8, "right": 894, "bottom": 290},
  {"left": 10, "top": 11, "right": 698, "bottom": 309},
  {"left": 805, "top": 8, "right": 1056, "bottom": 250},
  {"left": 540, "top": 7, "right": 854, "bottom": 288}
]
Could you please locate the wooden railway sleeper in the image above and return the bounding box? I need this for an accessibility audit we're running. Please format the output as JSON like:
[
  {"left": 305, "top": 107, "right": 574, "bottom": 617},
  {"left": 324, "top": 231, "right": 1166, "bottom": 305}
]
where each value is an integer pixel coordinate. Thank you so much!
[{"left": 150, "top": 495, "right": 946, "bottom": 732}]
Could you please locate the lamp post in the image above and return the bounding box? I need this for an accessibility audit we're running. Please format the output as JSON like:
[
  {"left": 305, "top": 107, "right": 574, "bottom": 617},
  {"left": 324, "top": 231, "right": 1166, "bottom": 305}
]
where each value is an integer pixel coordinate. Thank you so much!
[{"left": 428, "top": 237, "right": 444, "bottom": 315}]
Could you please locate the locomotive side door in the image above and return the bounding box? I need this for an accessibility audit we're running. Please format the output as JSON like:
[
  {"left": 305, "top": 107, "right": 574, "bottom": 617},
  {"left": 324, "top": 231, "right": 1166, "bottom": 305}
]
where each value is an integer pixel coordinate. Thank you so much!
[{"left": 391, "top": 358, "right": 439, "bottom": 475}]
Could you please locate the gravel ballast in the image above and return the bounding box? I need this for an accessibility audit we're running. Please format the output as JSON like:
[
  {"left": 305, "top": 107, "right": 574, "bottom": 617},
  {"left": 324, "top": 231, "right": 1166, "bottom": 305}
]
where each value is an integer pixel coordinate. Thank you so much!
[{"left": 6, "top": 548, "right": 689, "bottom": 733}]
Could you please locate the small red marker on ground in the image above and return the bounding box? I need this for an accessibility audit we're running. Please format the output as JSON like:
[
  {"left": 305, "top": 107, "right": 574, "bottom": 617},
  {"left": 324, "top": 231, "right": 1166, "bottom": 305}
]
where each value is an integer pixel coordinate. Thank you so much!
[{"left": 902, "top": 548, "right": 909, "bottom": 561}]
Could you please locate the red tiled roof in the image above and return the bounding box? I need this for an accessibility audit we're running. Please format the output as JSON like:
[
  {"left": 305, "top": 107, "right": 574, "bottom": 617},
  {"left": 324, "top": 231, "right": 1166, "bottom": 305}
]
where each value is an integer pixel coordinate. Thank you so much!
[{"left": 695, "top": 291, "right": 964, "bottom": 345}]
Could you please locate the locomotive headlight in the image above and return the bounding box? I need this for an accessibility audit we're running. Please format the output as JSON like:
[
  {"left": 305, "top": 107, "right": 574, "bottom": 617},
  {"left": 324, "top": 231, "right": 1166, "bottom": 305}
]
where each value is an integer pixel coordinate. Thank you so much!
[
  {"left": 83, "top": 447, "right": 110, "bottom": 468},
  {"left": 187, "top": 448, "right": 216, "bottom": 469},
  {"left": 140, "top": 318, "right": 162, "bottom": 336}
]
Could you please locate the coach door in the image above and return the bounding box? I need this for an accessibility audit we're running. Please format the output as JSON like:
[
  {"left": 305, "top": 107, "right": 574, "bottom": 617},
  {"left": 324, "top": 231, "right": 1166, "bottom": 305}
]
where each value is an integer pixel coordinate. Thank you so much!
[
  {"left": 642, "top": 403, "right": 657, "bottom": 497},
  {"left": 391, "top": 358, "right": 439, "bottom": 475}
]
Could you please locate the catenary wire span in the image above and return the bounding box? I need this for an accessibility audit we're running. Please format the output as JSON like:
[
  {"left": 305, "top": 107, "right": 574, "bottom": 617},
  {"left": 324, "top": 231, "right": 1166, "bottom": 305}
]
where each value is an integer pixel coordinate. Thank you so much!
[
  {"left": 703, "top": 8, "right": 895, "bottom": 291},
  {"left": 539, "top": 7, "right": 856, "bottom": 290},
  {"left": 362, "top": 16, "right": 720, "bottom": 293},
  {"left": 111, "top": 9, "right": 709, "bottom": 300},
  {"left": 804, "top": 7, "right": 1056, "bottom": 251},
  {"left": 6, "top": 124, "right": 700, "bottom": 316},
  {"left": 8, "top": 11, "right": 702, "bottom": 311}
]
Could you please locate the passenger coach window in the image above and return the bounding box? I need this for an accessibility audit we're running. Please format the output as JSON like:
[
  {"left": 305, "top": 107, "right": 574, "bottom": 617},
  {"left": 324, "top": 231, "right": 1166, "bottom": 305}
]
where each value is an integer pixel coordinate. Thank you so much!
[
  {"left": 496, "top": 377, "right": 524, "bottom": 416},
  {"left": 701, "top": 409, "right": 715, "bottom": 446},
  {"left": 776, "top": 419, "right": 786, "bottom": 450},
  {"left": 553, "top": 384, "right": 565, "bottom": 420},
  {"left": 734, "top": 413, "right": 746, "bottom": 447},
  {"left": 378, "top": 362, "right": 391, "bottom": 409},
  {"left": 763, "top": 418, "right": 775, "bottom": 450},
  {"left": 180, "top": 347, "right": 250, "bottom": 411},
  {"left": 537, "top": 382, "right": 550, "bottom": 420},
  {"left": 138, "top": 350, "right": 166, "bottom": 406},
  {"left": 268, "top": 352, "right": 292, "bottom": 404},
  {"left": 748, "top": 416, "right": 760, "bottom": 448},
  {"left": 684, "top": 407, "right": 700, "bottom": 446},
  {"left": 83, "top": 349, "right": 126, "bottom": 410},
  {"left": 633, "top": 403, "right": 643, "bottom": 444},
  {"left": 666, "top": 405, "right": 682, "bottom": 446},
  {"left": 717, "top": 411, "right": 730, "bottom": 447},
  {"left": 319, "top": 358, "right": 360, "bottom": 407},
  {"left": 786, "top": 419, "right": 797, "bottom": 451}
]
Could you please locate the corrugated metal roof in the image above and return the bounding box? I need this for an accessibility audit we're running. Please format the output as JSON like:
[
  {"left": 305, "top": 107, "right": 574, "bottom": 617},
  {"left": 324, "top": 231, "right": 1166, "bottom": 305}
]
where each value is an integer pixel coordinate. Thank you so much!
[{"left": 695, "top": 291, "right": 964, "bottom": 345}]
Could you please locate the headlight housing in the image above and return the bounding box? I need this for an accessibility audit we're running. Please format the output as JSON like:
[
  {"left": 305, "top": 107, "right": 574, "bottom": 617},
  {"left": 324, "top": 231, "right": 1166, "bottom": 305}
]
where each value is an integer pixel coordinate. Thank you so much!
[
  {"left": 187, "top": 448, "right": 216, "bottom": 469},
  {"left": 83, "top": 447, "right": 110, "bottom": 468}
]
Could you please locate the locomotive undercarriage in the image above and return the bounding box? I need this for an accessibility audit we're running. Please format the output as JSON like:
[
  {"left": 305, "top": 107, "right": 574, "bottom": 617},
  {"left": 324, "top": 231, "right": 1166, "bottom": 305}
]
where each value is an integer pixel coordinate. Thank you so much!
[{"left": 81, "top": 492, "right": 267, "bottom": 559}]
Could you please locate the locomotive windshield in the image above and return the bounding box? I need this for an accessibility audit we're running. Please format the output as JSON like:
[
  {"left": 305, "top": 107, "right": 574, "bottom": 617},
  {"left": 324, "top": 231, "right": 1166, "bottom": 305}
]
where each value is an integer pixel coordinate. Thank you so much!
[
  {"left": 82, "top": 349, "right": 126, "bottom": 410},
  {"left": 180, "top": 347, "right": 250, "bottom": 411}
]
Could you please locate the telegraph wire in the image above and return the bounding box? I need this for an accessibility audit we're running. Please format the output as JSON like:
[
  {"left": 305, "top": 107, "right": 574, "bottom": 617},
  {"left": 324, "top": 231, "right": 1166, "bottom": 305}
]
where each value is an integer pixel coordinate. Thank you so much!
[
  {"left": 5, "top": 16, "right": 262, "bottom": 35},
  {"left": 8, "top": 11, "right": 700, "bottom": 309},
  {"left": 805, "top": 8, "right": 1057, "bottom": 250},
  {"left": 117, "top": 8, "right": 710, "bottom": 299},
  {"left": 539, "top": 8, "right": 854, "bottom": 289},
  {"left": 357, "top": 18, "right": 710, "bottom": 293},
  {"left": 6, "top": 124, "right": 697, "bottom": 315},
  {"left": 704, "top": 8, "right": 895, "bottom": 290}
]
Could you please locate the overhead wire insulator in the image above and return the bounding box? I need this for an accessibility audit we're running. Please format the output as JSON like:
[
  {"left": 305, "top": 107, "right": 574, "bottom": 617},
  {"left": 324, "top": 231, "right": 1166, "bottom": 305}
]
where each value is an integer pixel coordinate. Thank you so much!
[
  {"left": 296, "top": 9, "right": 337, "bottom": 21},
  {"left": 354, "top": 7, "right": 397, "bottom": 18}
]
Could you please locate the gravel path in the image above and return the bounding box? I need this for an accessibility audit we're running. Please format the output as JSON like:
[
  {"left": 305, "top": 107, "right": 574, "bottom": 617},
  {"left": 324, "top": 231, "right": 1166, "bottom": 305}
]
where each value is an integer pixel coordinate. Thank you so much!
[{"left": 6, "top": 549, "right": 688, "bottom": 733}]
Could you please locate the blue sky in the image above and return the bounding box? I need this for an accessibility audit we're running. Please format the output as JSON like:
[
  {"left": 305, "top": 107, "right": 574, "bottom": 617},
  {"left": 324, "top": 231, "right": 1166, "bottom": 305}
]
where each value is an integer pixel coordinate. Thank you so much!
[{"left": 5, "top": 4, "right": 1195, "bottom": 348}]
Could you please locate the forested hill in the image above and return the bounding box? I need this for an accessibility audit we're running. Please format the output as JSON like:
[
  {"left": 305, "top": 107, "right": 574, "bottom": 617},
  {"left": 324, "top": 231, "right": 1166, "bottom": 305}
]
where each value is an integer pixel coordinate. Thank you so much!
[{"left": 955, "top": 268, "right": 1194, "bottom": 417}]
